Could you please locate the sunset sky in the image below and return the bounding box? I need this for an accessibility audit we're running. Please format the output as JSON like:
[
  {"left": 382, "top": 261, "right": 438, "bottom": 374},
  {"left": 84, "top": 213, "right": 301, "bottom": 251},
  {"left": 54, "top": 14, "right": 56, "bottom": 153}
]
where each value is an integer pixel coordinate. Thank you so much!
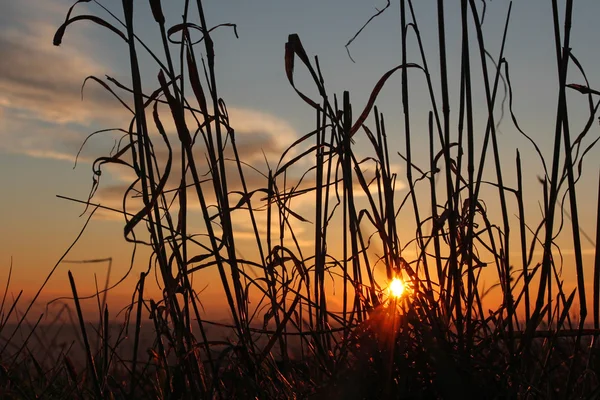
[{"left": 1, "top": 0, "right": 600, "bottom": 320}]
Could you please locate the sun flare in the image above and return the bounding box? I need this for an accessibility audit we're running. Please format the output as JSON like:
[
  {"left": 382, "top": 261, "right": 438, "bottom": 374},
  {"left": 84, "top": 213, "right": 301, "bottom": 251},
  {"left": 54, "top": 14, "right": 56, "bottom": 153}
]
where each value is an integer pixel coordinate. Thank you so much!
[{"left": 389, "top": 278, "right": 405, "bottom": 298}]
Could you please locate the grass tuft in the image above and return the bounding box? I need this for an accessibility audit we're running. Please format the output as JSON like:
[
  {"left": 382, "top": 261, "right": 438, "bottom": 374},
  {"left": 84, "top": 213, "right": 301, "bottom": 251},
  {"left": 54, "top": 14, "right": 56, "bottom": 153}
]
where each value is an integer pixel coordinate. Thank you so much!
[{"left": 2, "top": 0, "right": 600, "bottom": 398}]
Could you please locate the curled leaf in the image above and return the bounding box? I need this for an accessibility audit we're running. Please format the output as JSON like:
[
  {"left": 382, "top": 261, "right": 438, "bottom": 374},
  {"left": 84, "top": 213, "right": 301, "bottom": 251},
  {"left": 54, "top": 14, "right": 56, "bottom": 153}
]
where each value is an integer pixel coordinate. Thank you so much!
[{"left": 54, "top": 15, "right": 128, "bottom": 46}]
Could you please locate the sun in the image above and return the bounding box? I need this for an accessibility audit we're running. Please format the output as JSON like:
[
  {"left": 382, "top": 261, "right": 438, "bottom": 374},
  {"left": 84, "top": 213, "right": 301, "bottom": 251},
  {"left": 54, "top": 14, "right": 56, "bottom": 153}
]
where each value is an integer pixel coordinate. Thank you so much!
[{"left": 388, "top": 277, "right": 405, "bottom": 298}]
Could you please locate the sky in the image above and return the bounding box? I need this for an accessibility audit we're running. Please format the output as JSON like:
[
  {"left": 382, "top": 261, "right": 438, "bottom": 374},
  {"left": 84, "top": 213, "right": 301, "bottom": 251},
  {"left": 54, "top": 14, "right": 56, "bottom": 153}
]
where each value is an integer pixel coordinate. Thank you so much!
[{"left": 1, "top": 0, "right": 600, "bottom": 321}]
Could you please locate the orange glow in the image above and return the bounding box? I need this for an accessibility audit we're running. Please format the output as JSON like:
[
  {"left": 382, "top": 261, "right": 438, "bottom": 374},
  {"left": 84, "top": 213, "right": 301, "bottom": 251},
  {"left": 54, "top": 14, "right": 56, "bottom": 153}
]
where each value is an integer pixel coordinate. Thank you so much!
[{"left": 389, "top": 277, "right": 404, "bottom": 298}]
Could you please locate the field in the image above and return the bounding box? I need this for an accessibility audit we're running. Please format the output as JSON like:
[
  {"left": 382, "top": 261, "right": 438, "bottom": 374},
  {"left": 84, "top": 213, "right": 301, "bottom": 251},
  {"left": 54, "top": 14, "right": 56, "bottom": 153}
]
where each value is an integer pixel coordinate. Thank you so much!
[{"left": 2, "top": 0, "right": 600, "bottom": 398}]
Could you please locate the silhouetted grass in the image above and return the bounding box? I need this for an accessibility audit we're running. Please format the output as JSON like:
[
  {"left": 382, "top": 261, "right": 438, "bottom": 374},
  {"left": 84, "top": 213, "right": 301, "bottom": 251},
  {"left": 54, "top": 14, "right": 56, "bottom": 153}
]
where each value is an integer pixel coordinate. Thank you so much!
[{"left": 2, "top": 0, "right": 600, "bottom": 398}]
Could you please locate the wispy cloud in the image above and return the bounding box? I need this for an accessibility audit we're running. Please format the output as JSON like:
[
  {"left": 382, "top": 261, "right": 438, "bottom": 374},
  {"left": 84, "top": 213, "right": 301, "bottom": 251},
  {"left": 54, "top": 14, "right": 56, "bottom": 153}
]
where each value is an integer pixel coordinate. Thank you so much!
[
  {"left": 91, "top": 108, "right": 305, "bottom": 221},
  {"left": 0, "top": 1, "right": 126, "bottom": 128},
  {"left": 0, "top": 0, "right": 404, "bottom": 246},
  {"left": 0, "top": 0, "right": 132, "bottom": 168},
  {"left": 0, "top": 0, "right": 306, "bottom": 191}
]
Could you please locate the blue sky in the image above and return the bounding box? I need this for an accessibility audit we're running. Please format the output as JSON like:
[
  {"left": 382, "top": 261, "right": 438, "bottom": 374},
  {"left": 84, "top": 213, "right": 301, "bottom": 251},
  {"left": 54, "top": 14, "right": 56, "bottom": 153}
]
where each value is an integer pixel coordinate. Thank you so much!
[{"left": 1, "top": 0, "right": 600, "bottom": 316}]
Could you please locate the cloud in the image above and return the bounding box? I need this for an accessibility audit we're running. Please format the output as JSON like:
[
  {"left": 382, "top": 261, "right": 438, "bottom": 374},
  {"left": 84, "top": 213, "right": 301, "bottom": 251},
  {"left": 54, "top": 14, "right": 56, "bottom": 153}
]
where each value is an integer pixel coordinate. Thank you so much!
[
  {"left": 0, "top": 0, "right": 406, "bottom": 247},
  {"left": 0, "top": 0, "right": 306, "bottom": 183},
  {"left": 349, "top": 161, "right": 407, "bottom": 196},
  {"left": 92, "top": 136, "right": 305, "bottom": 217},
  {"left": 72, "top": 104, "right": 305, "bottom": 223},
  {"left": 0, "top": 0, "right": 134, "bottom": 165},
  {"left": 0, "top": 0, "right": 310, "bottom": 223},
  {"left": 0, "top": 1, "right": 128, "bottom": 128}
]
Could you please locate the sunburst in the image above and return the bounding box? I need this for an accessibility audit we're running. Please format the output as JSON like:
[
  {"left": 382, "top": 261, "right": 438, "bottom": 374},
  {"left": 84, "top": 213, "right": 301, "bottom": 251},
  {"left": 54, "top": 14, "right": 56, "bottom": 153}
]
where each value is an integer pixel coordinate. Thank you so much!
[{"left": 388, "top": 277, "right": 405, "bottom": 298}]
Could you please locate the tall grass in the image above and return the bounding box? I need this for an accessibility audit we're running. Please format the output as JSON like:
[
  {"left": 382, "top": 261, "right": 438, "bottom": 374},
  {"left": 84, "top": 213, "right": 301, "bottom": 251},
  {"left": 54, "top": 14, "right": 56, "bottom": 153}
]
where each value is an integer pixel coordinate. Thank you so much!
[{"left": 2, "top": 0, "right": 600, "bottom": 398}]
